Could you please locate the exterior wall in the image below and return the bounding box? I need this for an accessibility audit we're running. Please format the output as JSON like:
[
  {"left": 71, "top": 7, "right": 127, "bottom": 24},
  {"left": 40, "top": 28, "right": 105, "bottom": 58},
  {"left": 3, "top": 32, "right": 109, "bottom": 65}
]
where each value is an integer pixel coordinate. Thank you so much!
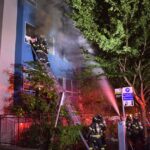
[
  {"left": 15, "top": 0, "right": 36, "bottom": 65},
  {"left": 15, "top": 0, "right": 74, "bottom": 79},
  {"left": 0, "top": 0, "right": 75, "bottom": 113},
  {"left": 0, "top": 0, "right": 18, "bottom": 114},
  {"left": 49, "top": 53, "right": 74, "bottom": 79},
  {"left": 0, "top": 0, "right": 4, "bottom": 51}
]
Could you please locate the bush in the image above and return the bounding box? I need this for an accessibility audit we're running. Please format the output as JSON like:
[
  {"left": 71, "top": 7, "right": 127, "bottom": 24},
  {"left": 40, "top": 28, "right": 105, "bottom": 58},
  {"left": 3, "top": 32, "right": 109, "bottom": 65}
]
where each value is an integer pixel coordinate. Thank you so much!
[
  {"left": 18, "top": 123, "right": 52, "bottom": 149},
  {"left": 59, "top": 125, "right": 82, "bottom": 149}
]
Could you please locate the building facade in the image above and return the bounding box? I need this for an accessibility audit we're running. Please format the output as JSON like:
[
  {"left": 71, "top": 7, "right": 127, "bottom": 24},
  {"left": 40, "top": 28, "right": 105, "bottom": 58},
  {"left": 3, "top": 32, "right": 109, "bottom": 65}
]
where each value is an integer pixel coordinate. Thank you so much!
[{"left": 0, "top": 0, "right": 76, "bottom": 114}]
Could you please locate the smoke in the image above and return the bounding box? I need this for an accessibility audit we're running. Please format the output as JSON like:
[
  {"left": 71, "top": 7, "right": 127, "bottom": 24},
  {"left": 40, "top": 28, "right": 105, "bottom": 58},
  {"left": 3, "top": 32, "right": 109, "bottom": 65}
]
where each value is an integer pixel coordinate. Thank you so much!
[
  {"left": 35, "top": 0, "right": 120, "bottom": 115},
  {"left": 36, "top": 0, "right": 84, "bottom": 67},
  {"left": 36, "top": 0, "right": 97, "bottom": 68},
  {"left": 36, "top": 0, "right": 64, "bottom": 35}
]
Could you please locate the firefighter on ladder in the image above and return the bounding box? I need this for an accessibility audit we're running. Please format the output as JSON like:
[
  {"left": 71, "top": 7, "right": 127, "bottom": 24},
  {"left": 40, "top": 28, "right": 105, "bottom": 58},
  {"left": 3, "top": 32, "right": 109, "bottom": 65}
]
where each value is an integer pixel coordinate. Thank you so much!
[
  {"left": 30, "top": 35, "right": 49, "bottom": 65},
  {"left": 87, "top": 115, "right": 106, "bottom": 150}
]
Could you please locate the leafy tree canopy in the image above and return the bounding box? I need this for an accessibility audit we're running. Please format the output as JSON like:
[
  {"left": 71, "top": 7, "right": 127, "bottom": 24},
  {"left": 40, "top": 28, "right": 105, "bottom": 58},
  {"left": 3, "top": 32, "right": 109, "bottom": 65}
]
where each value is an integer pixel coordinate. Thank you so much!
[
  {"left": 68, "top": 0, "right": 150, "bottom": 138},
  {"left": 68, "top": 0, "right": 150, "bottom": 106},
  {"left": 12, "top": 62, "right": 58, "bottom": 117}
]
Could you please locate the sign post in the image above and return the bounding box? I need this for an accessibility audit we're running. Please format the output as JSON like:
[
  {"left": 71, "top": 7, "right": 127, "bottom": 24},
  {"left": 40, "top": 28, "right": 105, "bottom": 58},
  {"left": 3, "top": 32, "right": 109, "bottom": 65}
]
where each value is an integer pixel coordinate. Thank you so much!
[
  {"left": 118, "top": 121, "right": 126, "bottom": 150},
  {"left": 122, "top": 87, "right": 134, "bottom": 107},
  {"left": 116, "top": 87, "right": 134, "bottom": 150}
]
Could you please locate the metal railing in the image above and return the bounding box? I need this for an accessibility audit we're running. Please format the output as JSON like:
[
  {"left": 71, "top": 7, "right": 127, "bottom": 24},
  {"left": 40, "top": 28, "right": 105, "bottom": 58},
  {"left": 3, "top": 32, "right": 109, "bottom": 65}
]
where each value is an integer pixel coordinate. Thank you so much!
[{"left": 0, "top": 115, "right": 32, "bottom": 145}]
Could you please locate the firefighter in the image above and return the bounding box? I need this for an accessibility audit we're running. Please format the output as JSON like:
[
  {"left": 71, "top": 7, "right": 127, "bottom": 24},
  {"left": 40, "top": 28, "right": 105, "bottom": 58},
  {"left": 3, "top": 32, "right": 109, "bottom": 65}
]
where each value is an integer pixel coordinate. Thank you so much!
[
  {"left": 30, "top": 36, "right": 49, "bottom": 64},
  {"left": 126, "top": 115, "right": 134, "bottom": 150},
  {"left": 96, "top": 115, "right": 107, "bottom": 147},
  {"left": 131, "top": 115, "right": 143, "bottom": 137},
  {"left": 130, "top": 114, "right": 144, "bottom": 149},
  {"left": 40, "top": 37, "right": 48, "bottom": 54},
  {"left": 87, "top": 115, "right": 106, "bottom": 150},
  {"left": 126, "top": 115, "right": 133, "bottom": 138}
]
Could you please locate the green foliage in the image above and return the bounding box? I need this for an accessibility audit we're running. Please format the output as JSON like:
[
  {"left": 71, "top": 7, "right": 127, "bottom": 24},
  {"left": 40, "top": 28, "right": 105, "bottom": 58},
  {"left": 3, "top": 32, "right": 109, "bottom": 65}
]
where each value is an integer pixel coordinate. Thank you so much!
[
  {"left": 60, "top": 125, "right": 82, "bottom": 147},
  {"left": 18, "top": 123, "right": 52, "bottom": 149},
  {"left": 13, "top": 62, "right": 58, "bottom": 117},
  {"left": 19, "top": 124, "right": 41, "bottom": 148},
  {"left": 69, "top": 0, "right": 150, "bottom": 55},
  {"left": 68, "top": 0, "right": 150, "bottom": 104},
  {"left": 12, "top": 62, "right": 83, "bottom": 149},
  {"left": 24, "top": 62, "right": 54, "bottom": 88},
  {"left": 12, "top": 106, "right": 25, "bottom": 117},
  {"left": 60, "top": 106, "right": 69, "bottom": 117},
  {"left": 11, "top": 62, "right": 59, "bottom": 148}
]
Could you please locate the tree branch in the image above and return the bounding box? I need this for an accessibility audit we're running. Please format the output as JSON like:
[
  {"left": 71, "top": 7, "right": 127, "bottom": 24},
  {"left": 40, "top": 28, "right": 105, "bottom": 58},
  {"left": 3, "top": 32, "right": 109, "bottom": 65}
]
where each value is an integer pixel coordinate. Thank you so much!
[
  {"left": 119, "top": 59, "right": 126, "bottom": 72},
  {"left": 132, "top": 73, "right": 137, "bottom": 86},
  {"left": 123, "top": 76, "right": 143, "bottom": 105},
  {"left": 142, "top": 28, "right": 147, "bottom": 56},
  {"left": 137, "top": 60, "right": 145, "bottom": 103},
  {"left": 144, "top": 85, "right": 149, "bottom": 92},
  {"left": 144, "top": 89, "right": 150, "bottom": 98},
  {"left": 119, "top": 57, "right": 145, "bottom": 106}
]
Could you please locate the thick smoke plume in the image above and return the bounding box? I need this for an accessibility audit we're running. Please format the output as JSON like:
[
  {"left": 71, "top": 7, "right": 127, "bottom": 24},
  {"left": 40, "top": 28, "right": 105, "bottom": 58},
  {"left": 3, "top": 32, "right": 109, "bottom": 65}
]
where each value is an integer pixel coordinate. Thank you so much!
[
  {"left": 36, "top": 0, "right": 64, "bottom": 35},
  {"left": 36, "top": 0, "right": 120, "bottom": 115},
  {"left": 36, "top": 0, "right": 86, "bottom": 67}
]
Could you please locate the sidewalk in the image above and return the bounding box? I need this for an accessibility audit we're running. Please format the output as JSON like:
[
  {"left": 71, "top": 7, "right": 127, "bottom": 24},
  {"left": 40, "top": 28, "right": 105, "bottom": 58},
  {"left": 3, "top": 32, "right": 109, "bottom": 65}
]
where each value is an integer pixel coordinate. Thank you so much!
[{"left": 0, "top": 145, "right": 38, "bottom": 150}]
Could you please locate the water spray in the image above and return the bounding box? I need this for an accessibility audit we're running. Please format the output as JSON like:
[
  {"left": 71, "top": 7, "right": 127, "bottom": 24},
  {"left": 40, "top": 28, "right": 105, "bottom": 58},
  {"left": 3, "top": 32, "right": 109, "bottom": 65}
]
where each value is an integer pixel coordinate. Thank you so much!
[
  {"left": 78, "top": 36, "right": 120, "bottom": 116},
  {"left": 35, "top": 1, "right": 122, "bottom": 149},
  {"left": 98, "top": 79, "right": 120, "bottom": 116}
]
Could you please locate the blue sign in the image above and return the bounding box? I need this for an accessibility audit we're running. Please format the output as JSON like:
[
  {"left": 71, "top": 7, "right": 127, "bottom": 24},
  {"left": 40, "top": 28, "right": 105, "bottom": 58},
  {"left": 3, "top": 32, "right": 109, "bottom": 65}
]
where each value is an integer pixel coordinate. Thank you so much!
[
  {"left": 122, "top": 87, "right": 134, "bottom": 106},
  {"left": 122, "top": 93, "right": 134, "bottom": 100},
  {"left": 125, "top": 88, "right": 130, "bottom": 92}
]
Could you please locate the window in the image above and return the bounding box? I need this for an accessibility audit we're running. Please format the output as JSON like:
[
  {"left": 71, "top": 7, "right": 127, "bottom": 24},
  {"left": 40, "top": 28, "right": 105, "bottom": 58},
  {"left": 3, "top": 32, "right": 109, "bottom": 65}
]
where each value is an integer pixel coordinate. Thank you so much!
[
  {"left": 58, "top": 78, "right": 71, "bottom": 91},
  {"left": 58, "top": 78, "right": 63, "bottom": 87},
  {"left": 72, "top": 80, "right": 78, "bottom": 92},
  {"left": 25, "top": 23, "right": 36, "bottom": 44},
  {"left": 27, "top": 0, "right": 37, "bottom": 5},
  {"left": 66, "top": 79, "right": 72, "bottom": 91},
  {"left": 47, "top": 37, "right": 55, "bottom": 55}
]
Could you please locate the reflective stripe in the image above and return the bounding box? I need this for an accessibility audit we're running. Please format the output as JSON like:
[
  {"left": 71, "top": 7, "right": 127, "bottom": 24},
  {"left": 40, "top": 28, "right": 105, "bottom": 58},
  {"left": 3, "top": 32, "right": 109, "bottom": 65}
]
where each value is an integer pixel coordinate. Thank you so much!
[{"left": 91, "top": 135, "right": 101, "bottom": 138}]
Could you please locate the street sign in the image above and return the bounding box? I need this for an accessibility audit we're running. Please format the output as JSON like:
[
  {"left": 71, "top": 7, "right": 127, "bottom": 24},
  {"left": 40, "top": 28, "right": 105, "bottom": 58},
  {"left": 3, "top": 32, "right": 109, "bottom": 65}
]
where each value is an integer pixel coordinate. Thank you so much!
[
  {"left": 123, "top": 100, "right": 134, "bottom": 107},
  {"left": 115, "top": 88, "right": 122, "bottom": 98},
  {"left": 122, "top": 87, "right": 134, "bottom": 107},
  {"left": 115, "top": 88, "right": 122, "bottom": 95}
]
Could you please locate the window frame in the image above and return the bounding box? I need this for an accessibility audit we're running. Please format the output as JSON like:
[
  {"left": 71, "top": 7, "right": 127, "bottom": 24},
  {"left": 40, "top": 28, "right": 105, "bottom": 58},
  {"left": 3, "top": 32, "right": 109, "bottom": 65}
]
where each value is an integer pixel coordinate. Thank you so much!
[
  {"left": 26, "top": 0, "right": 37, "bottom": 6},
  {"left": 24, "top": 22, "right": 36, "bottom": 45}
]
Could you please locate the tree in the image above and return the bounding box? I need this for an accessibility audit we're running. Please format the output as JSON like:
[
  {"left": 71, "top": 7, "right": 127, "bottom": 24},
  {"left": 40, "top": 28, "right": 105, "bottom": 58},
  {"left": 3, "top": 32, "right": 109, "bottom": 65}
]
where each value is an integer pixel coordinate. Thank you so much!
[
  {"left": 68, "top": 0, "right": 150, "bottom": 138},
  {"left": 13, "top": 62, "right": 58, "bottom": 118},
  {"left": 7, "top": 62, "right": 81, "bottom": 149},
  {"left": 10, "top": 62, "right": 58, "bottom": 148}
]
